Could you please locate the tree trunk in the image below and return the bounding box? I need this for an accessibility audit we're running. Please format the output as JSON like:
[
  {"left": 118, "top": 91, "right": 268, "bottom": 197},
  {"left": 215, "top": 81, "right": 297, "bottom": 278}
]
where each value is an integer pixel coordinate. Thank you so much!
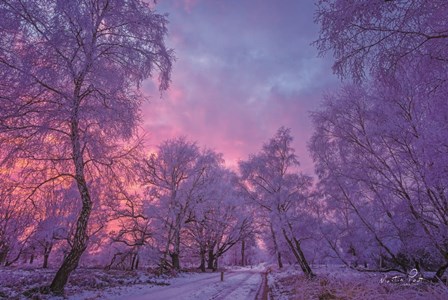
[
  {"left": 171, "top": 221, "right": 181, "bottom": 270},
  {"left": 135, "top": 255, "right": 139, "bottom": 270},
  {"left": 43, "top": 244, "right": 52, "bottom": 269},
  {"left": 106, "top": 252, "right": 120, "bottom": 270},
  {"left": 5, "top": 246, "right": 25, "bottom": 267},
  {"left": 293, "top": 236, "right": 314, "bottom": 278},
  {"left": 49, "top": 200, "right": 91, "bottom": 293},
  {"left": 50, "top": 113, "right": 93, "bottom": 294},
  {"left": 131, "top": 253, "right": 137, "bottom": 270},
  {"left": 0, "top": 246, "right": 9, "bottom": 265},
  {"left": 199, "top": 247, "right": 206, "bottom": 272},
  {"left": 207, "top": 249, "right": 214, "bottom": 270},
  {"left": 130, "top": 253, "right": 139, "bottom": 270},
  {"left": 43, "top": 254, "right": 49, "bottom": 269},
  {"left": 171, "top": 252, "right": 180, "bottom": 270},
  {"left": 270, "top": 224, "right": 283, "bottom": 269},
  {"left": 277, "top": 252, "right": 283, "bottom": 269},
  {"left": 241, "top": 240, "right": 245, "bottom": 266},
  {"left": 282, "top": 229, "right": 315, "bottom": 279}
]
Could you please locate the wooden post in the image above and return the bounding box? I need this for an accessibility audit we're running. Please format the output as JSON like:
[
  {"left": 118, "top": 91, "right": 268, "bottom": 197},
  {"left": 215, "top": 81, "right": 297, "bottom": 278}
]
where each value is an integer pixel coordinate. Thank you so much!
[{"left": 220, "top": 271, "right": 224, "bottom": 281}]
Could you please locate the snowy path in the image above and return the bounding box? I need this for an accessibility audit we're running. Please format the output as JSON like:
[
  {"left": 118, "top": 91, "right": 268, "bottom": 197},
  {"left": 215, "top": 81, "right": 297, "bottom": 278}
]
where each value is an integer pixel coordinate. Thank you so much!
[{"left": 116, "top": 268, "right": 264, "bottom": 300}]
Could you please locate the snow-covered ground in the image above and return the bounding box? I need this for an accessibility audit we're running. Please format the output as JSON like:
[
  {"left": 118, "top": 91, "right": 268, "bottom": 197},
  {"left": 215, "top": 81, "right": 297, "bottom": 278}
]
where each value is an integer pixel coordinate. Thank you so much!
[
  {"left": 2, "top": 264, "right": 447, "bottom": 299},
  {"left": 0, "top": 266, "right": 171, "bottom": 299},
  {"left": 113, "top": 269, "right": 261, "bottom": 300},
  {"left": 268, "top": 265, "right": 448, "bottom": 300},
  {"left": 74, "top": 267, "right": 263, "bottom": 300},
  {"left": 0, "top": 265, "right": 265, "bottom": 300}
]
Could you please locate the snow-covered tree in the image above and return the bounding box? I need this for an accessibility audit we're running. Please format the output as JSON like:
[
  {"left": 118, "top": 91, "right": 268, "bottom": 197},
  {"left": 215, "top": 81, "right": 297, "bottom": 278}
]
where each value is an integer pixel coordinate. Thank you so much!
[
  {"left": 309, "top": 79, "right": 448, "bottom": 279},
  {"left": 239, "top": 127, "right": 316, "bottom": 278},
  {"left": 141, "top": 138, "right": 221, "bottom": 270},
  {"left": 107, "top": 188, "right": 153, "bottom": 271},
  {"left": 313, "top": 0, "right": 448, "bottom": 281},
  {"left": 0, "top": 0, "right": 173, "bottom": 293},
  {"left": 0, "top": 178, "right": 35, "bottom": 266},
  {"left": 315, "top": 0, "right": 448, "bottom": 82},
  {"left": 29, "top": 186, "right": 79, "bottom": 269},
  {"left": 186, "top": 167, "right": 254, "bottom": 271}
]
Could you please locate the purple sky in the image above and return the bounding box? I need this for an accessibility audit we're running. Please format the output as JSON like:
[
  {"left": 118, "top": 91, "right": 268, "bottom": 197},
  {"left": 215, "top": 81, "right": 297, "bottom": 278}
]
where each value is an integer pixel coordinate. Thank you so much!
[{"left": 142, "top": 0, "right": 339, "bottom": 173}]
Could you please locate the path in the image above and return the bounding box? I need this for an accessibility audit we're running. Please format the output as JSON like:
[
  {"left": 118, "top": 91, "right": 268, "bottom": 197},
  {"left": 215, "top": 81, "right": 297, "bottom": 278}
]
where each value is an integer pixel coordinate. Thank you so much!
[{"left": 121, "top": 267, "right": 267, "bottom": 300}]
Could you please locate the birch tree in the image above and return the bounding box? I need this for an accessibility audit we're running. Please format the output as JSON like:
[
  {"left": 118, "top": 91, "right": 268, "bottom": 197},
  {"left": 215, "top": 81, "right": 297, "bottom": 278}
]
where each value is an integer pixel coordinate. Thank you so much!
[
  {"left": 141, "top": 138, "right": 220, "bottom": 270},
  {"left": 315, "top": 0, "right": 448, "bottom": 82},
  {"left": 313, "top": 0, "right": 448, "bottom": 280},
  {"left": 0, "top": 0, "right": 173, "bottom": 293},
  {"left": 309, "top": 80, "right": 448, "bottom": 279},
  {"left": 187, "top": 167, "right": 254, "bottom": 271},
  {"left": 239, "top": 127, "right": 315, "bottom": 278}
]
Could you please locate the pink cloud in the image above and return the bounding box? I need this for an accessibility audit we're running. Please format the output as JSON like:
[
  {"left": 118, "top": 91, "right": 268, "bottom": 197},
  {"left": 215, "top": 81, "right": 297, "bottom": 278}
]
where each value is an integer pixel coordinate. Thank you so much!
[{"left": 143, "top": 0, "right": 339, "bottom": 174}]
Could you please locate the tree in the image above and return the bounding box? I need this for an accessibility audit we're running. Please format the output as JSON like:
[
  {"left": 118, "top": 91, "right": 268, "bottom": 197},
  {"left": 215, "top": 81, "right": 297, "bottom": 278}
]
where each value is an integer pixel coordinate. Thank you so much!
[
  {"left": 309, "top": 80, "right": 448, "bottom": 279},
  {"left": 30, "top": 188, "right": 77, "bottom": 269},
  {"left": 239, "top": 127, "right": 316, "bottom": 278},
  {"left": 313, "top": 0, "right": 448, "bottom": 281},
  {"left": 315, "top": 0, "right": 448, "bottom": 82},
  {"left": 186, "top": 167, "right": 254, "bottom": 271},
  {"left": 107, "top": 188, "right": 153, "bottom": 271},
  {"left": 0, "top": 0, "right": 173, "bottom": 293},
  {"left": 0, "top": 177, "right": 35, "bottom": 266},
  {"left": 141, "top": 138, "right": 220, "bottom": 270}
]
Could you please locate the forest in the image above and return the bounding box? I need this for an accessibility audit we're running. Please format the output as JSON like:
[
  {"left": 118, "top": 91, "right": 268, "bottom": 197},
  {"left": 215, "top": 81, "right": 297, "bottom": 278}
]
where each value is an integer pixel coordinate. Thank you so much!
[{"left": 0, "top": 0, "right": 447, "bottom": 299}]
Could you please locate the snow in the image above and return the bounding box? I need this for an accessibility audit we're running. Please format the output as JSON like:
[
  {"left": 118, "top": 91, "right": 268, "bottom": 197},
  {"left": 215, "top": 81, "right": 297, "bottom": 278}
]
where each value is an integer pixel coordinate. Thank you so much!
[
  {"left": 106, "top": 268, "right": 262, "bottom": 300},
  {"left": 0, "top": 267, "right": 170, "bottom": 299},
  {"left": 268, "top": 265, "right": 448, "bottom": 300},
  {"left": 2, "top": 264, "right": 446, "bottom": 299},
  {"left": 0, "top": 265, "right": 264, "bottom": 300}
]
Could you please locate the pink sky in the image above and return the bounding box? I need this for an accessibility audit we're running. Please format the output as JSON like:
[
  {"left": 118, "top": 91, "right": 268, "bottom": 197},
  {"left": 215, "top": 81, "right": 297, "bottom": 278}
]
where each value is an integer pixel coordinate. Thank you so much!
[{"left": 141, "top": 0, "right": 339, "bottom": 173}]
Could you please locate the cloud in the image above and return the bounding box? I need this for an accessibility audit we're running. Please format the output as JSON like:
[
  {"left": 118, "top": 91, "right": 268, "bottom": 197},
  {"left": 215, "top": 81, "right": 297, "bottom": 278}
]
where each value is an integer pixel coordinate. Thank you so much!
[{"left": 144, "top": 0, "right": 339, "bottom": 173}]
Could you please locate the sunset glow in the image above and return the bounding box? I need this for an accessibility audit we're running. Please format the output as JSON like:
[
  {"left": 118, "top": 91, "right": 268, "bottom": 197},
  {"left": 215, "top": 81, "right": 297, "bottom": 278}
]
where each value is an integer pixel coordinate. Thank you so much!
[{"left": 141, "top": 0, "right": 338, "bottom": 172}]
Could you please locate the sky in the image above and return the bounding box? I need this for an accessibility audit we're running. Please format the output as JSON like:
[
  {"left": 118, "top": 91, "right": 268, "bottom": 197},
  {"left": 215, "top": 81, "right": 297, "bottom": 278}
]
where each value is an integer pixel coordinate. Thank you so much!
[{"left": 142, "top": 0, "right": 339, "bottom": 174}]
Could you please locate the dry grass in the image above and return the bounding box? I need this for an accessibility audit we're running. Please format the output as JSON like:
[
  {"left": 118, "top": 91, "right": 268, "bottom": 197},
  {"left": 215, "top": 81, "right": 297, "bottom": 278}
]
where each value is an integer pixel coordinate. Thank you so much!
[
  {"left": 268, "top": 266, "right": 448, "bottom": 300},
  {"left": 0, "top": 266, "right": 170, "bottom": 299}
]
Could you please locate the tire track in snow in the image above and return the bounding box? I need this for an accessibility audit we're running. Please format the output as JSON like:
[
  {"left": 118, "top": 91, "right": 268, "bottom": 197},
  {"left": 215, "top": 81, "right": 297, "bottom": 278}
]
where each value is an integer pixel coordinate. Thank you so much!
[
  {"left": 255, "top": 268, "right": 270, "bottom": 300},
  {"left": 128, "top": 270, "right": 257, "bottom": 300},
  {"left": 209, "top": 271, "right": 262, "bottom": 300}
]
